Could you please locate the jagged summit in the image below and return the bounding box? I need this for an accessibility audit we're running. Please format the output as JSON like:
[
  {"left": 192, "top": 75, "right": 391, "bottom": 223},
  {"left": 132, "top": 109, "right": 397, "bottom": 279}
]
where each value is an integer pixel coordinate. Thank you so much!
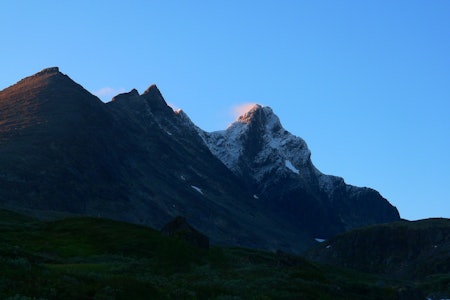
[
  {"left": 111, "top": 89, "right": 140, "bottom": 103},
  {"left": 236, "top": 104, "right": 263, "bottom": 123},
  {"left": 237, "top": 105, "right": 282, "bottom": 132},
  {"left": 0, "top": 67, "right": 106, "bottom": 136},
  {"left": 232, "top": 104, "right": 275, "bottom": 126},
  {"left": 143, "top": 84, "right": 162, "bottom": 97},
  {"left": 110, "top": 84, "right": 174, "bottom": 118},
  {"left": 36, "top": 66, "right": 60, "bottom": 75},
  {"left": 5, "top": 67, "right": 64, "bottom": 93},
  {"left": 141, "top": 84, "right": 173, "bottom": 114}
]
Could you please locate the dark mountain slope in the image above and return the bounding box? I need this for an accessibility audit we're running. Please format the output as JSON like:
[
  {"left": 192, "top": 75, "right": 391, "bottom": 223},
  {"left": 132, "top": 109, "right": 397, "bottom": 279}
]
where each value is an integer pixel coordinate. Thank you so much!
[
  {"left": 306, "top": 218, "right": 450, "bottom": 279},
  {"left": 0, "top": 208, "right": 430, "bottom": 300},
  {"left": 0, "top": 67, "right": 128, "bottom": 213}
]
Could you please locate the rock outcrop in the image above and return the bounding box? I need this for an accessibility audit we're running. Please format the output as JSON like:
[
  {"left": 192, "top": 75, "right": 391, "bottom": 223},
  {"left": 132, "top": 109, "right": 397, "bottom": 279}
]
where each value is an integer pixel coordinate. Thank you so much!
[{"left": 161, "top": 216, "right": 210, "bottom": 249}]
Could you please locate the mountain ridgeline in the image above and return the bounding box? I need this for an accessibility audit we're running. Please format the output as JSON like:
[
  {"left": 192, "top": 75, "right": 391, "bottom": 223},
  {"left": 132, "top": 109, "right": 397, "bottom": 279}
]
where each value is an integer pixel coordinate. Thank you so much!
[{"left": 0, "top": 67, "right": 400, "bottom": 252}]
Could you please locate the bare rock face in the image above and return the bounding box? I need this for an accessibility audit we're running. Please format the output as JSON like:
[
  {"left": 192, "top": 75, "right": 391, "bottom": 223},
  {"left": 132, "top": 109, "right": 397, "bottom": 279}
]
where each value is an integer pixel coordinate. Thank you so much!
[
  {"left": 161, "top": 216, "right": 209, "bottom": 249},
  {"left": 0, "top": 66, "right": 123, "bottom": 213}
]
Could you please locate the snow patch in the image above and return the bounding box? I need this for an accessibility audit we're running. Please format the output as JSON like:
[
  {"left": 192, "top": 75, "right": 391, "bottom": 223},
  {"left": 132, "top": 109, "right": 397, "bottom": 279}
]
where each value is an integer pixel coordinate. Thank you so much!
[
  {"left": 191, "top": 185, "right": 203, "bottom": 195},
  {"left": 253, "top": 194, "right": 259, "bottom": 199},
  {"left": 285, "top": 160, "right": 299, "bottom": 174},
  {"left": 315, "top": 238, "right": 326, "bottom": 243},
  {"left": 166, "top": 131, "right": 172, "bottom": 136},
  {"left": 180, "top": 175, "right": 186, "bottom": 181}
]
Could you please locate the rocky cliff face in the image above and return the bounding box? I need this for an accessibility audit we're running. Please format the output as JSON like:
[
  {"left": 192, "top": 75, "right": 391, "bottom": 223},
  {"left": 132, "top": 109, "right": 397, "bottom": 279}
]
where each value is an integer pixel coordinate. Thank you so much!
[
  {"left": 0, "top": 68, "right": 400, "bottom": 252},
  {"left": 198, "top": 104, "right": 400, "bottom": 239}
]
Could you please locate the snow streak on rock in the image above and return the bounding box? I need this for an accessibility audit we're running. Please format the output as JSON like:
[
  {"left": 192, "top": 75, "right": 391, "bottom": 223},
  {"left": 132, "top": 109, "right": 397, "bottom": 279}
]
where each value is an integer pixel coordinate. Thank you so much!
[
  {"left": 285, "top": 160, "right": 299, "bottom": 174},
  {"left": 191, "top": 185, "right": 203, "bottom": 195}
]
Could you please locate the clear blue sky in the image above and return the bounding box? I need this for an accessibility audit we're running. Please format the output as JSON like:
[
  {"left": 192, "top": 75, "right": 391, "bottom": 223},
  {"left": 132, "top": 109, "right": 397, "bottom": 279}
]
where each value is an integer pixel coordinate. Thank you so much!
[{"left": 1, "top": 1, "right": 449, "bottom": 220}]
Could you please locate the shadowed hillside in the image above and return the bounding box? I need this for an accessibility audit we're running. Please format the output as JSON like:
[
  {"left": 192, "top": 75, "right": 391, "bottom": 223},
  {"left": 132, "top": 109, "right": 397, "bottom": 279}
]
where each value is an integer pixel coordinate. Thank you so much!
[{"left": 0, "top": 209, "right": 436, "bottom": 299}]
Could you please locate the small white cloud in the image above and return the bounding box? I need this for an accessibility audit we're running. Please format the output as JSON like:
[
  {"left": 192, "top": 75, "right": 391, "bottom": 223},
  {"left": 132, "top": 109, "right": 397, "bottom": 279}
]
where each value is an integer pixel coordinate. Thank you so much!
[
  {"left": 231, "top": 103, "right": 258, "bottom": 119},
  {"left": 93, "top": 87, "right": 127, "bottom": 101}
]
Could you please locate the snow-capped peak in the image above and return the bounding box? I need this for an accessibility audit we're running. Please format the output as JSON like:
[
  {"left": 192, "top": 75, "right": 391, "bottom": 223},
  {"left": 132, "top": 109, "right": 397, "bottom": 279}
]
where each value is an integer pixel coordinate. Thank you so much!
[
  {"left": 196, "top": 104, "right": 346, "bottom": 195},
  {"left": 235, "top": 104, "right": 281, "bottom": 130},
  {"left": 198, "top": 104, "right": 312, "bottom": 181},
  {"left": 236, "top": 104, "right": 264, "bottom": 124}
]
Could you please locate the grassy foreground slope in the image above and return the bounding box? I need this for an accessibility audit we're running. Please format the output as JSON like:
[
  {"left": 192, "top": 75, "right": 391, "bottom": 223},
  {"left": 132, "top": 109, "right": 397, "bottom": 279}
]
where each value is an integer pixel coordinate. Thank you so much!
[{"left": 0, "top": 209, "right": 427, "bottom": 299}]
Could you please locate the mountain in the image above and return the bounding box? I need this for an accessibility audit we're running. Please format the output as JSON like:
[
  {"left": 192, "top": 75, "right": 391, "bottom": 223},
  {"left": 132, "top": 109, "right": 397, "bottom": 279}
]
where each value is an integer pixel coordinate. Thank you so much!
[
  {"left": 0, "top": 67, "right": 400, "bottom": 252},
  {"left": 198, "top": 105, "right": 400, "bottom": 239}
]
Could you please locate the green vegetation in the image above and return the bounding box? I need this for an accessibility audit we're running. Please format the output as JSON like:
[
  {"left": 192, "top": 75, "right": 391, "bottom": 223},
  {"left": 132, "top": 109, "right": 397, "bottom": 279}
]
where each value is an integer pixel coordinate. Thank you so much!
[{"left": 0, "top": 209, "right": 441, "bottom": 299}]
